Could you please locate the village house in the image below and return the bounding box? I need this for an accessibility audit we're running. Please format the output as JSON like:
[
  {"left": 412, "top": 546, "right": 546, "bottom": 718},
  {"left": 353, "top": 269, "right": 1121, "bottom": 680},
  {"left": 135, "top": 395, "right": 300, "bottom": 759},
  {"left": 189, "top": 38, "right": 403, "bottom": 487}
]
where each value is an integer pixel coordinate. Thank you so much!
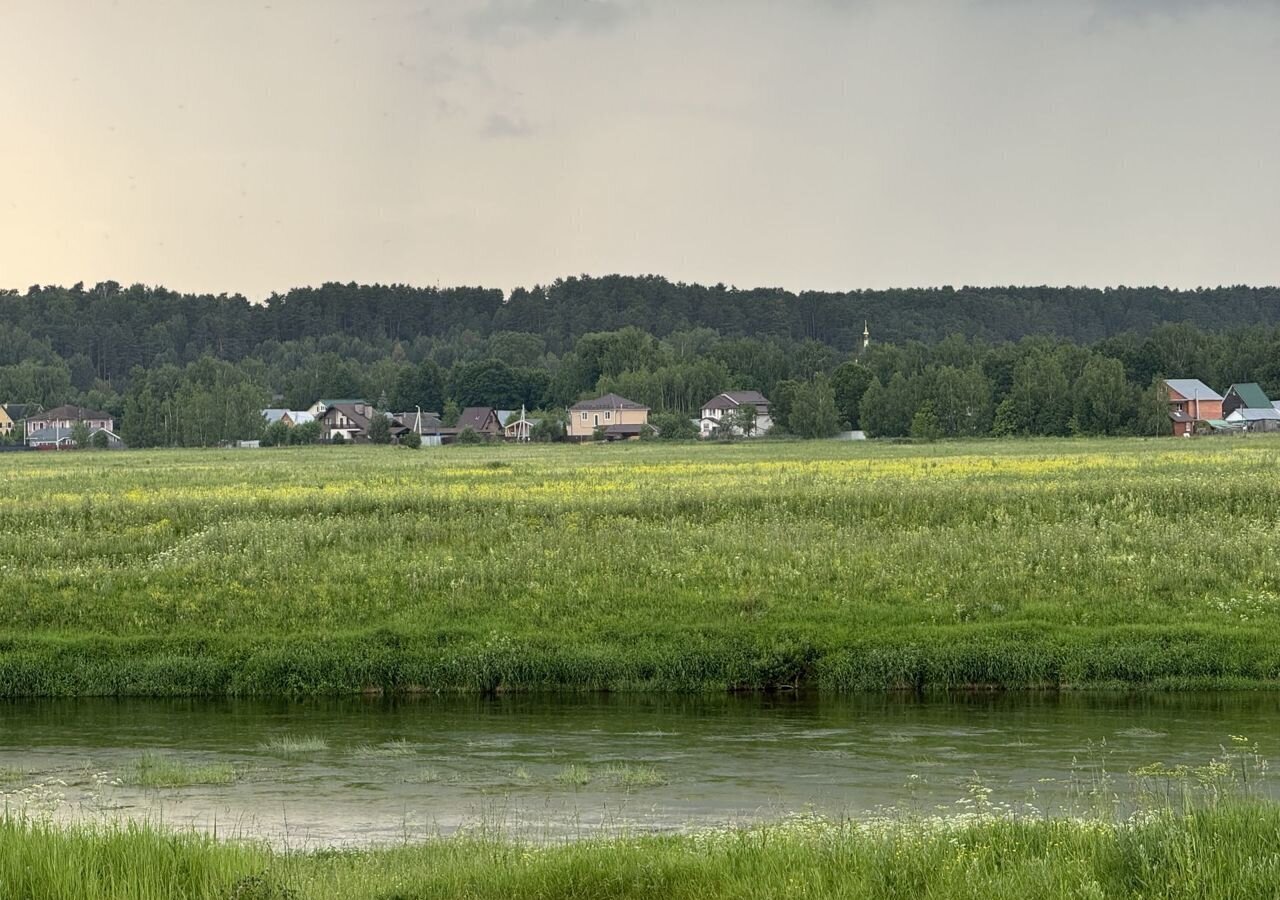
[
  {"left": 390, "top": 410, "right": 448, "bottom": 445},
  {"left": 27, "top": 426, "right": 125, "bottom": 449},
  {"left": 1221, "top": 383, "right": 1274, "bottom": 418},
  {"left": 1, "top": 404, "right": 42, "bottom": 438},
  {"left": 24, "top": 405, "right": 115, "bottom": 443},
  {"left": 1162, "top": 379, "right": 1224, "bottom": 437},
  {"left": 307, "top": 398, "right": 365, "bottom": 418},
  {"left": 455, "top": 407, "right": 504, "bottom": 438},
  {"left": 393, "top": 410, "right": 443, "bottom": 434},
  {"left": 1225, "top": 407, "right": 1280, "bottom": 432},
  {"left": 698, "top": 391, "right": 773, "bottom": 438},
  {"left": 318, "top": 402, "right": 407, "bottom": 443},
  {"left": 568, "top": 393, "right": 651, "bottom": 440}
]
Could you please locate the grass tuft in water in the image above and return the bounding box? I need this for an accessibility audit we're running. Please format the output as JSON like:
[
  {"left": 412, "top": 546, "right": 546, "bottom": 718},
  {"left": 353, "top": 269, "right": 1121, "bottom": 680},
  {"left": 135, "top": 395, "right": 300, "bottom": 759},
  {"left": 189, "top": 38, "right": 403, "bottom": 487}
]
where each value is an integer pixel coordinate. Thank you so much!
[
  {"left": 553, "top": 764, "right": 593, "bottom": 786},
  {"left": 351, "top": 739, "right": 416, "bottom": 759},
  {"left": 601, "top": 763, "right": 668, "bottom": 788},
  {"left": 550, "top": 763, "right": 667, "bottom": 789},
  {"left": 121, "top": 753, "right": 236, "bottom": 788},
  {"left": 259, "top": 735, "right": 328, "bottom": 755}
]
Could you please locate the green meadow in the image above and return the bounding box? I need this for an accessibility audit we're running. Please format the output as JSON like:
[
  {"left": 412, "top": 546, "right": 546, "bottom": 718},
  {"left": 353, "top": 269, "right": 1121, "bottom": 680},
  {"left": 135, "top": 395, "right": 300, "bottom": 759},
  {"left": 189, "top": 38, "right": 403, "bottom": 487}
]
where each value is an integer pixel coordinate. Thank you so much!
[{"left": 2, "top": 437, "right": 1279, "bottom": 695}]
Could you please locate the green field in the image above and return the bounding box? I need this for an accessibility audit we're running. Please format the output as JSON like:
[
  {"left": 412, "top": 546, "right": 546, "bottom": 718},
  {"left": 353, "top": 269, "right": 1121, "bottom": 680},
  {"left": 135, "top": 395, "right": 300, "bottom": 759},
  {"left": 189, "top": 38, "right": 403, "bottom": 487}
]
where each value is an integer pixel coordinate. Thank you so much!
[{"left": 2, "top": 438, "right": 1279, "bottom": 696}]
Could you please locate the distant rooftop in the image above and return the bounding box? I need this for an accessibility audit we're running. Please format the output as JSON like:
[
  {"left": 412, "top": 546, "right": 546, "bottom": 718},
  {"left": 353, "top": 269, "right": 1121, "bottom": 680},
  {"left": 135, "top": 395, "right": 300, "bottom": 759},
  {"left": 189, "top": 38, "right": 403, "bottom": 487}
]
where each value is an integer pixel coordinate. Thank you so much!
[
  {"left": 570, "top": 393, "right": 648, "bottom": 411},
  {"left": 1164, "top": 379, "right": 1222, "bottom": 402}
]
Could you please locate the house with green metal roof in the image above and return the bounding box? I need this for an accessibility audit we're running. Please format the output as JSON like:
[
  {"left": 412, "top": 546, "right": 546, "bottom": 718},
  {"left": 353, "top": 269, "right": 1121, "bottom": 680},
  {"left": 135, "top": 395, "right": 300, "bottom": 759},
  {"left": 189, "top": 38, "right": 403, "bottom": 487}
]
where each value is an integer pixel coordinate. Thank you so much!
[{"left": 1222, "top": 383, "right": 1274, "bottom": 418}]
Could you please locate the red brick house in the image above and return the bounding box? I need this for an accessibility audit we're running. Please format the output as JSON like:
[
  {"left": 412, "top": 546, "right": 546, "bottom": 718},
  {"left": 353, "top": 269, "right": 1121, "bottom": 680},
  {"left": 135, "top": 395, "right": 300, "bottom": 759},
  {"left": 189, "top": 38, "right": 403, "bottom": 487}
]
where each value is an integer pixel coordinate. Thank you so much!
[{"left": 1162, "top": 379, "right": 1223, "bottom": 436}]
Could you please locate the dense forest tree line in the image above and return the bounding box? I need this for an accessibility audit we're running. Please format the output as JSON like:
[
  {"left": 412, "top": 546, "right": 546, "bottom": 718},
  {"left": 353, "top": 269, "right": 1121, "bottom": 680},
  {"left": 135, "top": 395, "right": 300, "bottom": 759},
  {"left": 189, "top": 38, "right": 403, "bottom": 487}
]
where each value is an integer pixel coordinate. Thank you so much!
[{"left": 3, "top": 277, "right": 1280, "bottom": 446}]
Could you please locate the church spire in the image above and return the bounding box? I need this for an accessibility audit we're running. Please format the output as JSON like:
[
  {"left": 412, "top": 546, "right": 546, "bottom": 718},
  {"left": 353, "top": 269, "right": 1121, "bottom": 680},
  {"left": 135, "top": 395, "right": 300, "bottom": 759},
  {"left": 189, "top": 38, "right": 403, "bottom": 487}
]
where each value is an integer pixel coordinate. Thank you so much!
[{"left": 862, "top": 320, "right": 870, "bottom": 351}]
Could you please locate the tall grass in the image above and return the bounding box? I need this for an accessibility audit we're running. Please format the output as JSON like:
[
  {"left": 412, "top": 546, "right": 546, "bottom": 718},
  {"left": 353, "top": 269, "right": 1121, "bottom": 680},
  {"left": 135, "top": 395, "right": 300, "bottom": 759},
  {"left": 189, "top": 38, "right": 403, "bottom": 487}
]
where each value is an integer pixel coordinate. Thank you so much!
[
  {"left": 2, "top": 438, "right": 1280, "bottom": 695},
  {"left": 3, "top": 804, "right": 1280, "bottom": 899}
]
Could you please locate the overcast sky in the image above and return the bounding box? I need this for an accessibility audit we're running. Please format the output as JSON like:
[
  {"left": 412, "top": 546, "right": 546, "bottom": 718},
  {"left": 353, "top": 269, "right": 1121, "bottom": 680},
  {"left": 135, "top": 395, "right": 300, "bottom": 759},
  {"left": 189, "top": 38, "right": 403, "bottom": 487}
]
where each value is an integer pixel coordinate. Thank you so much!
[{"left": 2, "top": 0, "right": 1278, "bottom": 299}]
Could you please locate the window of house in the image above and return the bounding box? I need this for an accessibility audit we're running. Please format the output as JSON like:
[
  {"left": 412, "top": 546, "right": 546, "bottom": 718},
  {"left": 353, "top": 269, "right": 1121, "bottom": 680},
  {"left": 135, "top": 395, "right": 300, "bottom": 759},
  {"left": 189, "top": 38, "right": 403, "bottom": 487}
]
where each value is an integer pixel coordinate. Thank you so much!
[
  {"left": 581, "top": 412, "right": 588, "bottom": 421},
  {"left": 605, "top": 411, "right": 612, "bottom": 420}
]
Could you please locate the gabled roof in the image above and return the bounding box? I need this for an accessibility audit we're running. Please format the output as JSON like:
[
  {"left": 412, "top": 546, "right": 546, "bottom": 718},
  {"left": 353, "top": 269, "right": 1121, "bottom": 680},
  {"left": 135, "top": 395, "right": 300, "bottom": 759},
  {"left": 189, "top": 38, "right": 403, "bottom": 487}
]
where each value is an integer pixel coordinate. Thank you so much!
[
  {"left": 322, "top": 403, "right": 372, "bottom": 430},
  {"left": 1226, "top": 407, "right": 1280, "bottom": 422},
  {"left": 25, "top": 426, "right": 76, "bottom": 445},
  {"left": 3, "top": 403, "right": 42, "bottom": 421},
  {"left": 570, "top": 393, "right": 649, "bottom": 411},
  {"left": 1164, "top": 379, "right": 1222, "bottom": 402},
  {"left": 264, "top": 409, "right": 316, "bottom": 425},
  {"left": 1225, "top": 383, "right": 1273, "bottom": 409},
  {"left": 323, "top": 404, "right": 406, "bottom": 435},
  {"left": 702, "top": 390, "right": 769, "bottom": 411},
  {"left": 26, "top": 425, "right": 120, "bottom": 445},
  {"left": 33, "top": 404, "right": 111, "bottom": 421},
  {"left": 392, "top": 411, "right": 443, "bottom": 432},
  {"left": 457, "top": 407, "right": 502, "bottom": 431}
]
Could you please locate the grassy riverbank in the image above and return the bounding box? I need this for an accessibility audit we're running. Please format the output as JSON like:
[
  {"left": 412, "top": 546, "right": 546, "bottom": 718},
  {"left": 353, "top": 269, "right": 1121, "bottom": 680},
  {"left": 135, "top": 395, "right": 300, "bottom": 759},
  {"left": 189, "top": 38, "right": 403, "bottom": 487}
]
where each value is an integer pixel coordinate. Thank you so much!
[
  {"left": 3, "top": 438, "right": 1280, "bottom": 695},
  {"left": 3, "top": 804, "right": 1279, "bottom": 899}
]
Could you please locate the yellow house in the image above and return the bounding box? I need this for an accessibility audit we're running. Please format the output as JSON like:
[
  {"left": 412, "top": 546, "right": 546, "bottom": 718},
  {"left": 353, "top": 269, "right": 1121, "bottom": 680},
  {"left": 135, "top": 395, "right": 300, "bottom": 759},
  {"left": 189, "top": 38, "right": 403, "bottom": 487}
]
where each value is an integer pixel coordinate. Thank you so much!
[
  {"left": 568, "top": 393, "right": 651, "bottom": 440},
  {"left": 0, "top": 405, "right": 13, "bottom": 437}
]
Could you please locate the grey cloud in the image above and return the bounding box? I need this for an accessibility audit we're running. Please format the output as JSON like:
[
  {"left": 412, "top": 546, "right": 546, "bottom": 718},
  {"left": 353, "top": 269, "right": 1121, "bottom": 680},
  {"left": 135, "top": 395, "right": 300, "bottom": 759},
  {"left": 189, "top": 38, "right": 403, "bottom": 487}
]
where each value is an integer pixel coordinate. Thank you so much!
[
  {"left": 480, "top": 112, "right": 536, "bottom": 138},
  {"left": 466, "top": 0, "right": 636, "bottom": 40}
]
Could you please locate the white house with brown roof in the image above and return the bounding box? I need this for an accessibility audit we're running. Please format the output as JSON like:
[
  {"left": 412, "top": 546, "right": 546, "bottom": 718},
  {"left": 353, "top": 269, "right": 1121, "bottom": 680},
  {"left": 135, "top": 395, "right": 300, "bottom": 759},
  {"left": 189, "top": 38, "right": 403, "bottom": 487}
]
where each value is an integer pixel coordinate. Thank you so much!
[
  {"left": 699, "top": 391, "right": 772, "bottom": 438},
  {"left": 568, "top": 393, "right": 650, "bottom": 440},
  {"left": 318, "top": 402, "right": 408, "bottom": 443}
]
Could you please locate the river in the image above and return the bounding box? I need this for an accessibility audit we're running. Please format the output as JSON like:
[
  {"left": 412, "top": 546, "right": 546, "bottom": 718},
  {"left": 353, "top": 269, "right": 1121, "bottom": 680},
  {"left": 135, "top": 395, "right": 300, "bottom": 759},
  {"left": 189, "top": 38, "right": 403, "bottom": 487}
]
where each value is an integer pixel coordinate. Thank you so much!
[{"left": 0, "top": 693, "right": 1272, "bottom": 847}]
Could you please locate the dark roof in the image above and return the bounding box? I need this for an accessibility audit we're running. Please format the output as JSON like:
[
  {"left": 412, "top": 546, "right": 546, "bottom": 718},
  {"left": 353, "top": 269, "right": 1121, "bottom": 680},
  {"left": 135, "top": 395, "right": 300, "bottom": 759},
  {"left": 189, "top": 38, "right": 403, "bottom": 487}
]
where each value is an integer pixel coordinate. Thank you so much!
[
  {"left": 702, "top": 391, "right": 769, "bottom": 411},
  {"left": 392, "top": 411, "right": 443, "bottom": 431},
  {"left": 3, "top": 404, "right": 42, "bottom": 420},
  {"left": 323, "top": 404, "right": 407, "bottom": 436},
  {"left": 570, "top": 393, "right": 649, "bottom": 411},
  {"left": 33, "top": 404, "right": 111, "bottom": 421},
  {"left": 603, "top": 423, "right": 647, "bottom": 435},
  {"left": 323, "top": 403, "right": 372, "bottom": 430},
  {"left": 1225, "top": 383, "right": 1273, "bottom": 409},
  {"left": 457, "top": 407, "right": 501, "bottom": 431},
  {"left": 1168, "top": 411, "right": 1193, "bottom": 423}
]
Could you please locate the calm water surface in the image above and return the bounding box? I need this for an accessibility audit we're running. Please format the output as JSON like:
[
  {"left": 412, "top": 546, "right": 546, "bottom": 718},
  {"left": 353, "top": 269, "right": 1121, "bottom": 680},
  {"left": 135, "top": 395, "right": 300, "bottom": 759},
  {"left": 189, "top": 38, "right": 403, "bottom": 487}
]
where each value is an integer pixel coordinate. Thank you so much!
[{"left": 0, "top": 693, "right": 1274, "bottom": 846}]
